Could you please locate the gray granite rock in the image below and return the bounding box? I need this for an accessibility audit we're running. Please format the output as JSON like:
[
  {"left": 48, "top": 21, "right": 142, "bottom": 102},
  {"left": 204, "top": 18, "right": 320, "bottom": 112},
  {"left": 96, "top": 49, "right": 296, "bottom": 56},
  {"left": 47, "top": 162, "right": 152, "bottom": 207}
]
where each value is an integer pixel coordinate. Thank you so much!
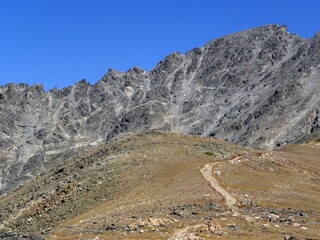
[{"left": 0, "top": 24, "right": 319, "bottom": 193}]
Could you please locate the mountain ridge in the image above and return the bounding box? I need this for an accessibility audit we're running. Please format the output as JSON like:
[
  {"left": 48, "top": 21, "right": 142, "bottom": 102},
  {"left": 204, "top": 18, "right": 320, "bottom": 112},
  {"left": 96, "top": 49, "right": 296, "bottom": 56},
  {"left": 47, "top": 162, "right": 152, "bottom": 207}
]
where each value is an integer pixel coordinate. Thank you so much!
[{"left": 1, "top": 24, "right": 320, "bottom": 194}]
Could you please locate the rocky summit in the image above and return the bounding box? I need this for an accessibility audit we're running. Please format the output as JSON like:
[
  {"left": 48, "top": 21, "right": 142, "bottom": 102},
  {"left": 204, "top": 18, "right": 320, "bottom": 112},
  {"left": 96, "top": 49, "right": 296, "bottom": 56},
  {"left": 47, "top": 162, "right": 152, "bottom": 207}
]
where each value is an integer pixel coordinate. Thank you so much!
[{"left": 0, "top": 24, "right": 320, "bottom": 193}]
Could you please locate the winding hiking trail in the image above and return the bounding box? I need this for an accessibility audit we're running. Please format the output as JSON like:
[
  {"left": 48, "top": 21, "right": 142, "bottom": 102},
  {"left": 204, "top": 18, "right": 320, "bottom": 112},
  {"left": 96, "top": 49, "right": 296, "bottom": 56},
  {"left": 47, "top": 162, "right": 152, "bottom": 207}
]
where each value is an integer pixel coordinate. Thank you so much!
[
  {"left": 169, "top": 157, "right": 254, "bottom": 240},
  {"left": 200, "top": 161, "right": 239, "bottom": 214},
  {"left": 200, "top": 157, "right": 254, "bottom": 222},
  {"left": 168, "top": 224, "right": 203, "bottom": 240}
]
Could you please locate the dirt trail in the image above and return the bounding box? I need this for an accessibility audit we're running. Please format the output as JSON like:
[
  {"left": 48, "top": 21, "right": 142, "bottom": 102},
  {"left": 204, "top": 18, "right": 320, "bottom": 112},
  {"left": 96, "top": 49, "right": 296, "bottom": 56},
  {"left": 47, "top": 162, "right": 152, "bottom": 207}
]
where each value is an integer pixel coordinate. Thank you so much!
[
  {"left": 200, "top": 161, "right": 238, "bottom": 213},
  {"left": 169, "top": 157, "right": 253, "bottom": 239},
  {"left": 168, "top": 224, "right": 203, "bottom": 240},
  {"left": 200, "top": 157, "right": 254, "bottom": 222}
]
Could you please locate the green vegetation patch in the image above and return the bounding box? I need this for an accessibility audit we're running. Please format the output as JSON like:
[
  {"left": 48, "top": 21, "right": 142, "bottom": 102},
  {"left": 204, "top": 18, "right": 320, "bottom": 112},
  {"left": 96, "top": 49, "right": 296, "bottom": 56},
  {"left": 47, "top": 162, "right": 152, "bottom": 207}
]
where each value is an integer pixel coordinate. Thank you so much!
[{"left": 205, "top": 151, "right": 215, "bottom": 157}]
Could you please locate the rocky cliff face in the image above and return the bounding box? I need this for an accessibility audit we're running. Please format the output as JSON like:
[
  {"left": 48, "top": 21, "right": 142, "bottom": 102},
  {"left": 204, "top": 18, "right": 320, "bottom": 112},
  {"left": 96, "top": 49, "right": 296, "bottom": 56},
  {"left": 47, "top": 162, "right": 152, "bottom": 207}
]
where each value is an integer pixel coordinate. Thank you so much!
[{"left": 1, "top": 24, "right": 320, "bottom": 193}]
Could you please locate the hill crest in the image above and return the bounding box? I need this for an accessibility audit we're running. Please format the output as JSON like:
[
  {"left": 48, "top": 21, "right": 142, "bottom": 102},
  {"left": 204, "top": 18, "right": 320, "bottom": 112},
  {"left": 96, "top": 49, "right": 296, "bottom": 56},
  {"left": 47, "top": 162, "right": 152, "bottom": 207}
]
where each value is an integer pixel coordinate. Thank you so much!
[{"left": 1, "top": 24, "right": 320, "bottom": 193}]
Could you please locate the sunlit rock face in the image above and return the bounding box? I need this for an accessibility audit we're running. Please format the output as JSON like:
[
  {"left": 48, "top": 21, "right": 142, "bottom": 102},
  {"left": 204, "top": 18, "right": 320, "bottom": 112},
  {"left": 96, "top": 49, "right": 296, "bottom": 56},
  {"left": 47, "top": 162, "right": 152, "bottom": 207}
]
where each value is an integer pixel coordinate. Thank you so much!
[{"left": 1, "top": 24, "right": 320, "bottom": 193}]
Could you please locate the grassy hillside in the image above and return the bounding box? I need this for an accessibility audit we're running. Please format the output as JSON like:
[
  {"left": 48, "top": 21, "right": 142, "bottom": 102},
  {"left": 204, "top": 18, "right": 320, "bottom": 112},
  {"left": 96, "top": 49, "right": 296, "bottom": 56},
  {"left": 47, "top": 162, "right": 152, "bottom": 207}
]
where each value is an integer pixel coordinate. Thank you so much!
[{"left": 0, "top": 132, "right": 319, "bottom": 239}]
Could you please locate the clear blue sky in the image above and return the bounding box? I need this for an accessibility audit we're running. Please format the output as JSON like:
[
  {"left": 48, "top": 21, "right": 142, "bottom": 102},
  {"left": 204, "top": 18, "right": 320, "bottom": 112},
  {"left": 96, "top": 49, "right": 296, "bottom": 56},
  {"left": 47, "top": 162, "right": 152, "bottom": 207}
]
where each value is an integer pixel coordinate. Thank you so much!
[{"left": 0, "top": 0, "right": 319, "bottom": 91}]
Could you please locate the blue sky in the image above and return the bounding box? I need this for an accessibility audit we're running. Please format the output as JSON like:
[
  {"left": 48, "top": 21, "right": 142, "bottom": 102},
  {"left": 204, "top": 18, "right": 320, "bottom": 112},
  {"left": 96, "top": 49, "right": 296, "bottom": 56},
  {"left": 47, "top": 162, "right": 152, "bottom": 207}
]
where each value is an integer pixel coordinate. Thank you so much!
[{"left": 0, "top": 0, "right": 319, "bottom": 91}]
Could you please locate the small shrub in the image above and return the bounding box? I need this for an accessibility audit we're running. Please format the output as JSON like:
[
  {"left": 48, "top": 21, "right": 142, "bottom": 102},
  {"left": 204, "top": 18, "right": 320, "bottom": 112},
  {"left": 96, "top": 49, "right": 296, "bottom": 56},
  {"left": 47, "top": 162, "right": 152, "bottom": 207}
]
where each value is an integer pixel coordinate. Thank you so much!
[{"left": 205, "top": 151, "right": 215, "bottom": 157}]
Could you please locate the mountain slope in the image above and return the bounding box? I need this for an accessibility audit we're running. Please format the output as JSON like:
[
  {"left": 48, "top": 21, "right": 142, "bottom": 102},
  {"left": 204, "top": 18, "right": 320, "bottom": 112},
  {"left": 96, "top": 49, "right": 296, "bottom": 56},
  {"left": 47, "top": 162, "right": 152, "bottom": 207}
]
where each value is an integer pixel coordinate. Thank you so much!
[
  {"left": 0, "top": 132, "right": 319, "bottom": 239},
  {"left": 1, "top": 24, "right": 320, "bottom": 193}
]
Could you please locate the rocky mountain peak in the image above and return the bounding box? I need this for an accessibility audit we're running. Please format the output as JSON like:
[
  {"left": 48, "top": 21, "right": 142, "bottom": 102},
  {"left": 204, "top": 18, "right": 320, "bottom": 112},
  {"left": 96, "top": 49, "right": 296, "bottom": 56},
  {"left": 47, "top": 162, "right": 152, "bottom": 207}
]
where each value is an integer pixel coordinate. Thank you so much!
[{"left": 0, "top": 24, "right": 320, "bottom": 194}]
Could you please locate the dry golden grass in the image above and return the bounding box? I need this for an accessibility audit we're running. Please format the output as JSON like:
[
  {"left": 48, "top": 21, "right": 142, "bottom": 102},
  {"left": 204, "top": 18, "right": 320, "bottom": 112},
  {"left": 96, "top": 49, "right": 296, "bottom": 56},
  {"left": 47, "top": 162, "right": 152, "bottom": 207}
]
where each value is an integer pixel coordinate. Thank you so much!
[
  {"left": 47, "top": 133, "right": 320, "bottom": 239},
  {"left": 1, "top": 132, "right": 319, "bottom": 239}
]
